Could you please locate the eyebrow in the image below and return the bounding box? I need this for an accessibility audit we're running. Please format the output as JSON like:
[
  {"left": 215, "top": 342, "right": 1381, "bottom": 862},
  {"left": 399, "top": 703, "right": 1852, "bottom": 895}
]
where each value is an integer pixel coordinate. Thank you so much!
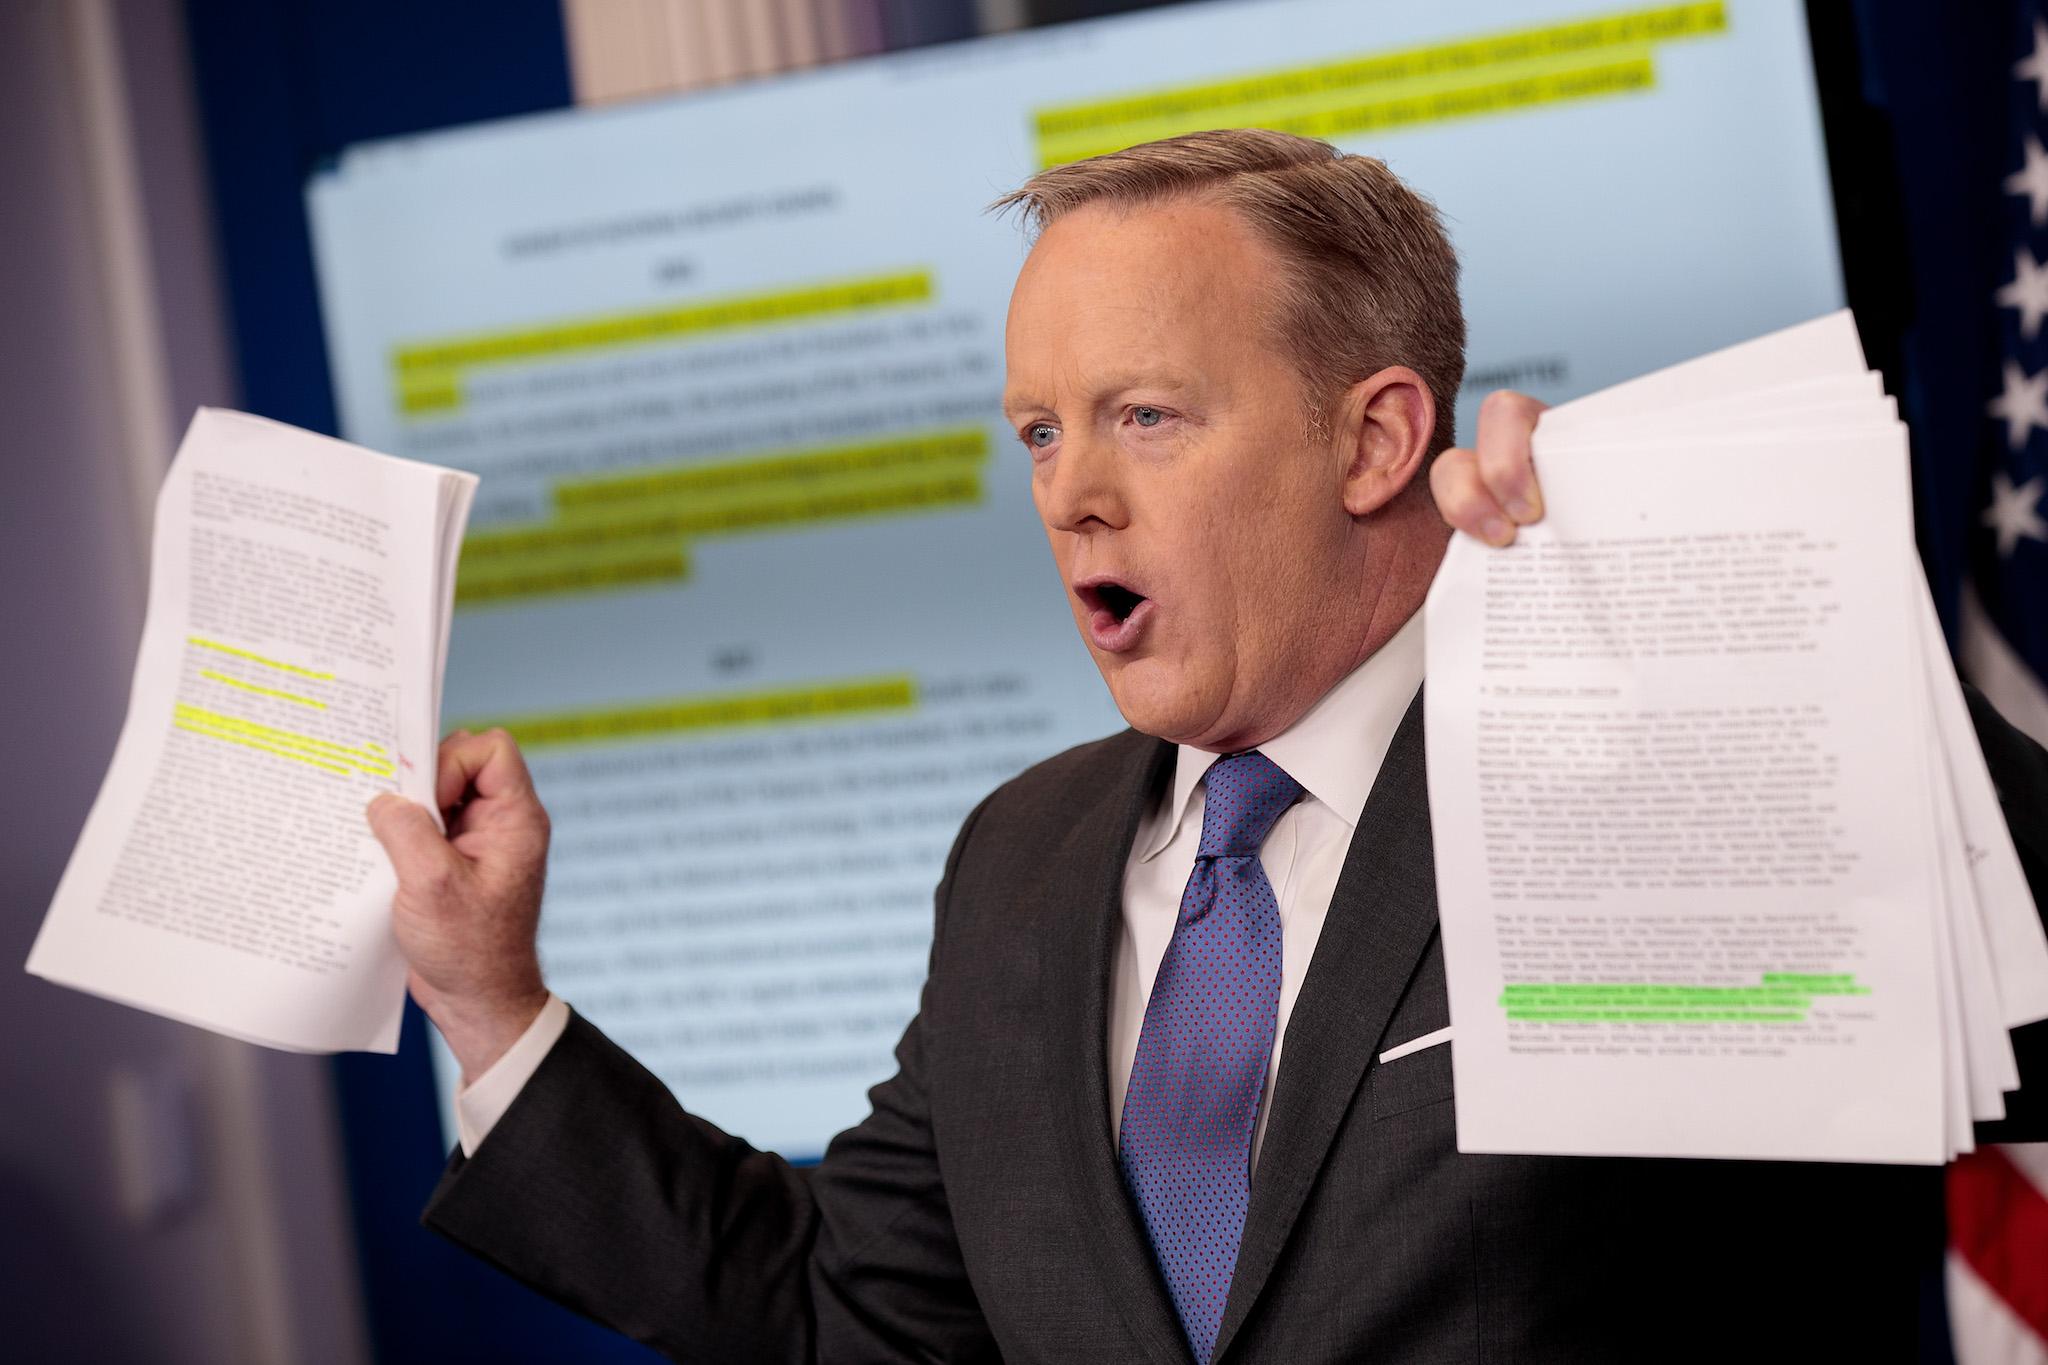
[{"left": 1002, "top": 371, "right": 1203, "bottom": 418}]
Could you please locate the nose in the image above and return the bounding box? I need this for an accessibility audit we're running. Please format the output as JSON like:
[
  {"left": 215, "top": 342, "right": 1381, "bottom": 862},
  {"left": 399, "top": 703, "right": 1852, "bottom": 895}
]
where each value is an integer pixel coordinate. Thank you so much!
[{"left": 1038, "top": 432, "right": 1129, "bottom": 535}]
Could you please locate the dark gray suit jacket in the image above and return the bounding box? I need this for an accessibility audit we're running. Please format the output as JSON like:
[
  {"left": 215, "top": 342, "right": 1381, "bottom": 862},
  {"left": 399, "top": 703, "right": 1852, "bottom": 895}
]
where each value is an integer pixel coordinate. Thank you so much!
[{"left": 423, "top": 687, "right": 2048, "bottom": 1364}]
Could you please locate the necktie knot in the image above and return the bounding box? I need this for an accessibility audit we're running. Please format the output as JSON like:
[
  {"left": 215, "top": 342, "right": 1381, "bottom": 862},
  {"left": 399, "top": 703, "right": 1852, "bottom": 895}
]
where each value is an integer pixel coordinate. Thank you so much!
[{"left": 1197, "top": 750, "right": 1302, "bottom": 859}]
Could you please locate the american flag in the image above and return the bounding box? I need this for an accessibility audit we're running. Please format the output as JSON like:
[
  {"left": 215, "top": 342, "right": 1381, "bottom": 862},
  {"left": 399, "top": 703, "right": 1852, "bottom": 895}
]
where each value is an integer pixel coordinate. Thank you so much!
[{"left": 1945, "top": 5, "right": 2048, "bottom": 1361}]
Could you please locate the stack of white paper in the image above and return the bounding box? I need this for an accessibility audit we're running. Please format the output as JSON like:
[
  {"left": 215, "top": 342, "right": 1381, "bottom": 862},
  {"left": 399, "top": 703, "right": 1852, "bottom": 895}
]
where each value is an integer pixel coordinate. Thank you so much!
[
  {"left": 26, "top": 409, "right": 477, "bottom": 1053},
  {"left": 1425, "top": 311, "right": 2048, "bottom": 1164}
]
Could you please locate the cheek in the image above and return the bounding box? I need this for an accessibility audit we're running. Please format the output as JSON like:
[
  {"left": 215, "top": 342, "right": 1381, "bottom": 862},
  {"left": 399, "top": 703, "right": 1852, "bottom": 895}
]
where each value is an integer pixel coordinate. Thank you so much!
[{"left": 1216, "top": 492, "right": 1332, "bottom": 629}]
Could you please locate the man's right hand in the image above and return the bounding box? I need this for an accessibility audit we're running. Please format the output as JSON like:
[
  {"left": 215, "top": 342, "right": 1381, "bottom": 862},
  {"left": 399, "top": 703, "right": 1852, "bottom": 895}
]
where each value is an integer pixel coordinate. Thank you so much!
[
  {"left": 1429, "top": 389, "right": 1548, "bottom": 546},
  {"left": 367, "top": 728, "right": 552, "bottom": 1082}
]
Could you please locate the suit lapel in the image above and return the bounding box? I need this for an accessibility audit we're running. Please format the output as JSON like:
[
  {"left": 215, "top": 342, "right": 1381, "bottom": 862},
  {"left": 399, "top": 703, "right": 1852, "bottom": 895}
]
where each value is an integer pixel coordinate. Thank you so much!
[
  {"left": 1041, "top": 730, "right": 1192, "bottom": 1365},
  {"left": 1210, "top": 689, "right": 1440, "bottom": 1362}
]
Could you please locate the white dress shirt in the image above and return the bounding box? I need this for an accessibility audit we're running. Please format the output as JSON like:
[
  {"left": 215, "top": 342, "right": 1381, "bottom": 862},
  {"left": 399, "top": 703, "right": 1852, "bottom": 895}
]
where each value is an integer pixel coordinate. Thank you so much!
[
  {"left": 455, "top": 614, "right": 1426, "bottom": 1159},
  {"left": 454, "top": 992, "right": 570, "bottom": 1154}
]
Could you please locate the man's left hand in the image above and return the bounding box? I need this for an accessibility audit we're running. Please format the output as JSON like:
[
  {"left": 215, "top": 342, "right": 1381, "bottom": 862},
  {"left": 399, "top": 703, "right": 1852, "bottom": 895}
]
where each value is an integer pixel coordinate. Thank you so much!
[{"left": 1429, "top": 390, "right": 1548, "bottom": 546}]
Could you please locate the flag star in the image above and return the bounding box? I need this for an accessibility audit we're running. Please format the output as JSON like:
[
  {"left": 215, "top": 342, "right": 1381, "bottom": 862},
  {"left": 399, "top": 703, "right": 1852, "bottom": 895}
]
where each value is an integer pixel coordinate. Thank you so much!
[
  {"left": 2008, "top": 135, "right": 2048, "bottom": 227},
  {"left": 1983, "top": 470, "right": 2048, "bottom": 556},
  {"left": 1999, "top": 247, "right": 2048, "bottom": 339},
  {"left": 1989, "top": 360, "right": 2048, "bottom": 449},
  {"left": 2019, "top": 18, "right": 2048, "bottom": 112}
]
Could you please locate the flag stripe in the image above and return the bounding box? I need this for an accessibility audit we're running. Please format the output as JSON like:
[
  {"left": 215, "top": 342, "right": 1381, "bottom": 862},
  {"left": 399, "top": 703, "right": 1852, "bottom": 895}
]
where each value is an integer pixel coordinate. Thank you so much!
[
  {"left": 1951, "top": 1253, "right": 2048, "bottom": 1365},
  {"left": 1951, "top": 1146, "right": 2048, "bottom": 1341},
  {"left": 2004, "top": 1142, "right": 2048, "bottom": 1196}
]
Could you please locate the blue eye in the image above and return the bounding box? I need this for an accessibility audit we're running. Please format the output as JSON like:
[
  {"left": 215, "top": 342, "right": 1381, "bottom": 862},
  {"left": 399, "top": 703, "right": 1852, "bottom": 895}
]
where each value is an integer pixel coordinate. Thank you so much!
[
  {"left": 1028, "top": 423, "right": 1058, "bottom": 448},
  {"left": 1132, "top": 406, "right": 1163, "bottom": 427}
]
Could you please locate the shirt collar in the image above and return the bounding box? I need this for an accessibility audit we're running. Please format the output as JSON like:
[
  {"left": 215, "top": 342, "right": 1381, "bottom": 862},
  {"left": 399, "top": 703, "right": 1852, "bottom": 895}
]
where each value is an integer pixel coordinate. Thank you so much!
[{"left": 1135, "top": 610, "right": 1426, "bottom": 862}]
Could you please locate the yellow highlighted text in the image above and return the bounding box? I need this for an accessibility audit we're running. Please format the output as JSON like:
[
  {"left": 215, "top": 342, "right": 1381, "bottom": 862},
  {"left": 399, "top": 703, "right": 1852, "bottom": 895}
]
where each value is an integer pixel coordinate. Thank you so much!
[
  {"left": 175, "top": 720, "right": 353, "bottom": 775},
  {"left": 391, "top": 269, "right": 932, "bottom": 417},
  {"left": 454, "top": 427, "right": 989, "bottom": 609},
  {"left": 174, "top": 703, "right": 394, "bottom": 778},
  {"left": 186, "top": 636, "right": 334, "bottom": 681},
  {"left": 199, "top": 669, "right": 326, "bottom": 709},
  {"left": 1032, "top": 2, "right": 1726, "bottom": 167},
  {"left": 460, "top": 675, "right": 917, "bottom": 749},
  {"left": 455, "top": 549, "right": 691, "bottom": 608}
]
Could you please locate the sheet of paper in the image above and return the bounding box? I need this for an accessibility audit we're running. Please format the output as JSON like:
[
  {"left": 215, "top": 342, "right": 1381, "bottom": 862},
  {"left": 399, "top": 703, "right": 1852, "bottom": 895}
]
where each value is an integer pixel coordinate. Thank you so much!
[
  {"left": 1427, "top": 424, "right": 1949, "bottom": 1162},
  {"left": 1423, "top": 311, "right": 2048, "bottom": 1163},
  {"left": 1533, "top": 311, "right": 1868, "bottom": 440},
  {"left": 1609, "top": 373, "right": 1888, "bottom": 426},
  {"left": 25, "top": 409, "right": 476, "bottom": 1053},
  {"left": 1917, "top": 577, "right": 2048, "bottom": 1028}
]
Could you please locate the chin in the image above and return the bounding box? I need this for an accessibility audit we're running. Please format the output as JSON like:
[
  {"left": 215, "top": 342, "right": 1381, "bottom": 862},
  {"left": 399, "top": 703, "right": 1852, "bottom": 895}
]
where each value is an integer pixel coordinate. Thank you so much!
[{"left": 1099, "top": 658, "right": 1215, "bottom": 744}]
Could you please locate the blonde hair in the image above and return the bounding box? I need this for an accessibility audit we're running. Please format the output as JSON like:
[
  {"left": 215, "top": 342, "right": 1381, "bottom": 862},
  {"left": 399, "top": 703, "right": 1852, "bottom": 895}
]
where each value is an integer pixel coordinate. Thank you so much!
[{"left": 992, "top": 128, "right": 1466, "bottom": 452}]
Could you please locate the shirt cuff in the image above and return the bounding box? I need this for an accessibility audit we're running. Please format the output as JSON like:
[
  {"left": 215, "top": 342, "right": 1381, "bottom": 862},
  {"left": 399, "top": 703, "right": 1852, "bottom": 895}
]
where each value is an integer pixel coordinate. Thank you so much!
[{"left": 453, "top": 993, "right": 571, "bottom": 1157}]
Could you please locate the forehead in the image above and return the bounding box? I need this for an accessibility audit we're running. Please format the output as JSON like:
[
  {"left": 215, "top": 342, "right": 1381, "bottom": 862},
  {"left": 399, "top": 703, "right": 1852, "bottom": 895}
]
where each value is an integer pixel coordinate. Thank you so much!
[{"left": 1003, "top": 198, "right": 1291, "bottom": 395}]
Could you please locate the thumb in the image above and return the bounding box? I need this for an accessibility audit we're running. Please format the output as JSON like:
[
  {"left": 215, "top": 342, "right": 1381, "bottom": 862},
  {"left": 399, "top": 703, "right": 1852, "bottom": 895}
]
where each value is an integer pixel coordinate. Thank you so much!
[{"left": 367, "top": 794, "right": 459, "bottom": 886}]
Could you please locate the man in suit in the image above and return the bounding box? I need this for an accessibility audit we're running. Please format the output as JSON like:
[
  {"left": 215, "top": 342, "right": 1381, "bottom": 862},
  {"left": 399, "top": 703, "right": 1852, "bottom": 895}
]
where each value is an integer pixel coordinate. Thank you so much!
[{"left": 367, "top": 130, "right": 2048, "bottom": 1362}]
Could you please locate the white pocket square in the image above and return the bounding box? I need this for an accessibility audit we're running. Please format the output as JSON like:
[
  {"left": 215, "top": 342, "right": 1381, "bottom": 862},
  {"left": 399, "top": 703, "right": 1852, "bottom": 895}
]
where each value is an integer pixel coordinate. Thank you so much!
[{"left": 1377, "top": 1025, "right": 1453, "bottom": 1065}]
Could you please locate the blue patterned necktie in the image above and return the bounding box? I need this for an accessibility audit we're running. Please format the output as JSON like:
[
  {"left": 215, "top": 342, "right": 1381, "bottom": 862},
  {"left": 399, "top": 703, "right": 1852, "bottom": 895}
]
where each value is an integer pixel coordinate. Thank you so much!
[{"left": 1119, "top": 749, "right": 1303, "bottom": 1363}]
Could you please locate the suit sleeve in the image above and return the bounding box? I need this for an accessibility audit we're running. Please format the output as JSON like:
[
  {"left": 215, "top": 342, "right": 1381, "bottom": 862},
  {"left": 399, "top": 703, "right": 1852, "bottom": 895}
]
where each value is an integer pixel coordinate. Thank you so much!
[
  {"left": 1965, "top": 682, "right": 2048, "bottom": 1145},
  {"left": 420, "top": 797, "right": 1002, "bottom": 1365}
]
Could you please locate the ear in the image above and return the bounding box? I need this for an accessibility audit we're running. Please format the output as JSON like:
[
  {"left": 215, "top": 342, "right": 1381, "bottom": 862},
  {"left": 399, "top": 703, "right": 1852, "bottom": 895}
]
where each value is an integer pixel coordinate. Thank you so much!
[{"left": 1331, "top": 365, "right": 1435, "bottom": 517}]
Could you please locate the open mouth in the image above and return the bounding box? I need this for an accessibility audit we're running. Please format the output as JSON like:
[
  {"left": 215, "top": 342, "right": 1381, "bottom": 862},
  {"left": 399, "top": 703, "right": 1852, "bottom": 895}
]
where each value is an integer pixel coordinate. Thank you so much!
[
  {"left": 1095, "top": 582, "right": 1145, "bottom": 623},
  {"left": 1076, "top": 578, "right": 1155, "bottom": 652},
  {"left": 1078, "top": 578, "right": 1148, "bottom": 622}
]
